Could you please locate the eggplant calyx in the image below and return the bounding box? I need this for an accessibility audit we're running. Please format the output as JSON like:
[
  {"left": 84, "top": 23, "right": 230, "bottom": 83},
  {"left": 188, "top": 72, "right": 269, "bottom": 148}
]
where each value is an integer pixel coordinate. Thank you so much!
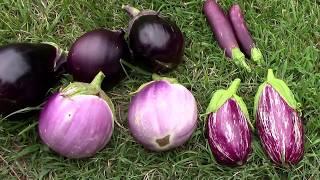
[
  {"left": 61, "top": 71, "right": 105, "bottom": 97},
  {"left": 232, "top": 48, "right": 251, "bottom": 72},
  {"left": 267, "top": 69, "right": 299, "bottom": 110},
  {"left": 251, "top": 47, "right": 264, "bottom": 66},
  {"left": 152, "top": 74, "right": 178, "bottom": 84},
  {"left": 122, "top": 5, "right": 141, "bottom": 17},
  {"left": 206, "top": 78, "right": 241, "bottom": 114}
]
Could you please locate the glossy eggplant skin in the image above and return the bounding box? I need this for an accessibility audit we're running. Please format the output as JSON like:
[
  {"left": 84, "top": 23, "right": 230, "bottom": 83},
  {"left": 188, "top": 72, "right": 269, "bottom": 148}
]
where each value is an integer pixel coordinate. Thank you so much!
[
  {"left": 207, "top": 99, "right": 251, "bottom": 166},
  {"left": 256, "top": 85, "right": 304, "bottom": 165},
  {"left": 0, "top": 43, "right": 57, "bottom": 115},
  {"left": 128, "top": 14, "right": 185, "bottom": 73},
  {"left": 67, "top": 29, "right": 130, "bottom": 89}
]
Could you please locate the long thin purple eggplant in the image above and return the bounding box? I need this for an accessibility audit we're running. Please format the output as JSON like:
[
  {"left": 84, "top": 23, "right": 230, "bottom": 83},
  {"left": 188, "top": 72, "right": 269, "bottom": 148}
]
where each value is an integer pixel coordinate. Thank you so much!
[
  {"left": 229, "top": 4, "right": 264, "bottom": 66},
  {"left": 255, "top": 69, "right": 304, "bottom": 165},
  {"left": 203, "top": 0, "right": 251, "bottom": 72}
]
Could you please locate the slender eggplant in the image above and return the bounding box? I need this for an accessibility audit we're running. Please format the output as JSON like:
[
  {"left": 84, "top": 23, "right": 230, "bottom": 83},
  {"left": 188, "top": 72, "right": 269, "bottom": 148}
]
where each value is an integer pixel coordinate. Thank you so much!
[
  {"left": 122, "top": 5, "right": 185, "bottom": 73},
  {"left": 255, "top": 69, "right": 304, "bottom": 165},
  {"left": 206, "top": 79, "right": 252, "bottom": 166},
  {"left": 229, "top": 4, "right": 264, "bottom": 65},
  {"left": 0, "top": 42, "right": 65, "bottom": 115},
  {"left": 203, "top": 0, "right": 251, "bottom": 72}
]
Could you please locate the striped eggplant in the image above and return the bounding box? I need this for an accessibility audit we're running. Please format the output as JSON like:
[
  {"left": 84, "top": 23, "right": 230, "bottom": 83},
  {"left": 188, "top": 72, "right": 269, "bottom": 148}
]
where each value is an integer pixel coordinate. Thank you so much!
[
  {"left": 254, "top": 69, "right": 304, "bottom": 165},
  {"left": 206, "top": 79, "right": 252, "bottom": 166}
]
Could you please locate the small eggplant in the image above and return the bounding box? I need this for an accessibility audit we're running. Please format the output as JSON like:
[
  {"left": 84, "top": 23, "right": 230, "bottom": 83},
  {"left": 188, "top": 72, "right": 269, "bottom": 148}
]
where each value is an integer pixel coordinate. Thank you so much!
[
  {"left": 206, "top": 79, "right": 252, "bottom": 166},
  {"left": 228, "top": 4, "right": 264, "bottom": 65},
  {"left": 254, "top": 69, "right": 304, "bottom": 165},
  {"left": 203, "top": 0, "right": 251, "bottom": 72},
  {"left": 67, "top": 28, "right": 130, "bottom": 89},
  {"left": 39, "top": 72, "right": 114, "bottom": 159},
  {"left": 122, "top": 5, "right": 185, "bottom": 73},
  {"left": 0, "top": 42, "right": 65, "bottom": 115}
]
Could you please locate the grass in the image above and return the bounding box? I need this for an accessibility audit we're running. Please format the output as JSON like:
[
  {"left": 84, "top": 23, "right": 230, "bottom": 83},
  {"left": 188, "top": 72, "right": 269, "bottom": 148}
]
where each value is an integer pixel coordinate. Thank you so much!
[{"left": 0, "top": 0, "right": 319, "bottom": 179}]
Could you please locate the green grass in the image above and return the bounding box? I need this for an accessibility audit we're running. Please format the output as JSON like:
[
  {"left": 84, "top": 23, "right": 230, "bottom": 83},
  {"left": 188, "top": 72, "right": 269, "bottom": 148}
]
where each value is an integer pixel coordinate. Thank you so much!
[{"left": 0, "top": 0, "right": 319, "bottom": 179}]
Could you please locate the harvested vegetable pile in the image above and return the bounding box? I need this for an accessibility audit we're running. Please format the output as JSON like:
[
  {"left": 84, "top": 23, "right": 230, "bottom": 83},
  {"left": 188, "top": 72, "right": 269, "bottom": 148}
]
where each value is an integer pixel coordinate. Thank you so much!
[{"left": 0, "top": 0, "right": 319, "bottom": 179}]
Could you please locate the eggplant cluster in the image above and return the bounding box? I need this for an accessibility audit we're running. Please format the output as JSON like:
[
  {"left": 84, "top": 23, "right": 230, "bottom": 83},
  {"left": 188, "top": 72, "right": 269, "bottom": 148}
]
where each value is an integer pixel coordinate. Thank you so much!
[{"left": 205, "top": 69, "right": 304, "bottom": 166}]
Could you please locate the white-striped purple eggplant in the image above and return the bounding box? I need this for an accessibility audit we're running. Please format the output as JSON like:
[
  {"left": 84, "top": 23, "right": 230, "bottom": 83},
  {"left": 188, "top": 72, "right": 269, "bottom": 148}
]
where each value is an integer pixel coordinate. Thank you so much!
[
  {"left": 206, "top": 79, "right": 252, "bottom": 166},
  {"left": 229, "top": 4, "right": 264, "bottom": 66},
  {"left": 128, "top": 75, "right": 198, "bottom": 151},
  {"left": 254, "top": 69, "right": 304, "bottom": 165},
  {"left": 38, "top": 72, "right": 114, "bottom": 159}
]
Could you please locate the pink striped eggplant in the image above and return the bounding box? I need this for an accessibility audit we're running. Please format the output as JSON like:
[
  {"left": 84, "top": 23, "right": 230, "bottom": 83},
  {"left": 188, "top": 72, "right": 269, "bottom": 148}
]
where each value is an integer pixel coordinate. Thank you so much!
[
  {"left": 254, "top": 69, "right": 304, "bottom": 165},
  {"left": 206, "top": 79, "right": 252, "bottom": 166}
]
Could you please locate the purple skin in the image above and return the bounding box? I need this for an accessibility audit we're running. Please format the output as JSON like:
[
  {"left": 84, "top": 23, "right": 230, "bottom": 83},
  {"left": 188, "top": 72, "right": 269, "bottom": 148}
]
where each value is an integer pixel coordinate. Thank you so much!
[
  {"left": 203, "top": 0, "right": 240, "bottom": 58},
  {"left": 206, "top": 99, "right": 251, "bottom": 166},
  {"left": 0, "top": 43, "right": 61, "bottom": 115},
  {"left": 67, "top": 28, "right": 129, "bottom": 89},
  {"left": 38, "top": 93, "right": 114, "bottom": 159},
  {"left": 228, "top": 4, "right": 255, "bottom": 57},
  {"left": 128, "top": 80, "right": 198, "bottom": 151},
  {"left": 256, "top": 85, "right": 304, "bottom": 165}
]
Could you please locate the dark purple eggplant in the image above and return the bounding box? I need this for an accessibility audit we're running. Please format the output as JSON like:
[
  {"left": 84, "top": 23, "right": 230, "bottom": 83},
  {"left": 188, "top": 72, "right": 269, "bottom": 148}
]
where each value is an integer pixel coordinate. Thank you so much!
[
  {"left": 206, "top": 79, "right": 252, "bottom": 166},
  {"left": 255, "top": 69, "right": 304, "bottom": 165},
  {"left": 0, "top": 42, "right": 65, "bottom": 115},
  {"left": 229, "top": 4, "right": 264, "bottom": 65},
  {"left": 203, "top": 0, "right": 251, "bottom": 72},
  {"left": 122, "top": 5, "right": 185, "bottom": 73},
  {"left": 67, "top": 28, "right": 130, "bottom": 89}
]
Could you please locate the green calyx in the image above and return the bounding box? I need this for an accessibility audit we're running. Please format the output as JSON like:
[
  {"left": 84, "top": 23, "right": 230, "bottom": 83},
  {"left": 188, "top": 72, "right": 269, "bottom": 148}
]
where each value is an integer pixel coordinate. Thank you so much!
[
  {"left": 231, "top": 48, "right": 252, "bottom": 73},
  {"left": 251, "top": 47, "right": 264, "bottom": 66},
  {"left": 254, "top": 69, "right": 300, "bottom": 117},
  {"left": 206, "top": 78, "right": 253, "bottom": 129},
  {"left": 130, "top": 74, "right": 179, "bottom": 95},
  {"left": 61, "top": 71, "right": 115, "bottom": 114}
]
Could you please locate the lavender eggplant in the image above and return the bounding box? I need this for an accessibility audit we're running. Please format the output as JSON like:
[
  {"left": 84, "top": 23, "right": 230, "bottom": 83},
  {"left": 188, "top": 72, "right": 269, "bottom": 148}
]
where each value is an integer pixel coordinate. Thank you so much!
[
  {"left": 203, "top": 0, "right": 251, "bottom": 72},
  {"left": 38, "top": 72, "right": 114, "bottom": 159},
  {"left": 0, "top": 42, "right": 65, "bottom": 115},
  {"left": 206, "top": 79, "right": 252, "bottom": 166},
  {"left": 229, "top": 4, "right": 264, "bottom": 65},
  {"left": 254, "top": 69, "right": 304, "bottom": 165}
]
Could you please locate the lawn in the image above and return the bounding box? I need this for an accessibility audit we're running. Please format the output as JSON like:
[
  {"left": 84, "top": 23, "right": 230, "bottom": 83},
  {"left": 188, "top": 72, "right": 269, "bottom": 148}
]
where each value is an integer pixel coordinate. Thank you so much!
[{"left": 0, "top": 0, "right": 319, "bottom": 179}]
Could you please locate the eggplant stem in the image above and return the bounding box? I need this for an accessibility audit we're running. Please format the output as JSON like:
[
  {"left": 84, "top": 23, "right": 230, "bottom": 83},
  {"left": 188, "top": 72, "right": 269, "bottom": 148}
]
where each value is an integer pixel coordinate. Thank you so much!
[
  {"left": 267, "top": 69, "right": 275, "bottom": 81},
  {"left": 227, "top": 78, "right": 241, "bottom": 95},
  {"left": 90, "top": 71, "right": 105, "bottom": 89},
  {"left": 152, "top": 74, "right": 178, "bottom": 84},
  {"left": 231, "top": 48, "right": 251, "bottom": 72},
  {"left": 122, "top": 5, "right": 141, "bottom": 17},
  {"left": 120, "top": 59, "right": 152, "bottom": 76}
]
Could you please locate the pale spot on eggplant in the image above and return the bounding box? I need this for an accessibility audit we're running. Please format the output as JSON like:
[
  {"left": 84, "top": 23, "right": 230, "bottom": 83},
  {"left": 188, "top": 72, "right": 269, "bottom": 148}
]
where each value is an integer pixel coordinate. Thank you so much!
[{"left": 156, "top": 135, "right": 170, "bottom": 147}]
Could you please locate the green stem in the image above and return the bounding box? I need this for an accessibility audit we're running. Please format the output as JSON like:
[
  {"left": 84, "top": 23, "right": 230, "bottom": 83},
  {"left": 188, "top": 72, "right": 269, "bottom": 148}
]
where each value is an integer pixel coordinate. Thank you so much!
[
  {"left": 120, "top": 59, "right": 152, "bottom": 76},
  {"left": 227, "top": 78, "right": 241, "bottom": 95},
  {"left": 90, "top": 71, "right": 105, "bottom": 89},
  {"left": 152, "top": 74, "right": 178, "bottom": 84},
  {"left": 232, "top": 48, "right": 251, "bottom": 72},
  {"left": 267, "top": 69, "right": 275, "bottom": 81},
  {"left": 251, "top": 47, "right": 264, "bottom": 66},
  {"left": 122, "top": 5, "right": 141, "bottom": 17}
]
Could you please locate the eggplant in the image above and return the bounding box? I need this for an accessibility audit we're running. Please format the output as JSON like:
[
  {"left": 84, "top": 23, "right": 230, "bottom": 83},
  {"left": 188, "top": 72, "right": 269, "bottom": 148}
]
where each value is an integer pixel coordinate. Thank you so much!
[
  {"left": 203, "top": 0, "right": 251, "bottom": 72},
  {"left": 67, "top": 28, "right": 130, "bottom": 89},
  {"left": 255, "top": 69, "right": 304, "bottom": 165},
  {"left": 228, "top": 4, "right": 264, "bottom": 65},
  {"left": 0, "top": 42, "right": 65, "bottom": 115},
  {"left": 123, "top": 5, "right": 185, "bottom": 73},
  {"left": 206, "top": 79, "right": 252, "bottom": 166}
]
